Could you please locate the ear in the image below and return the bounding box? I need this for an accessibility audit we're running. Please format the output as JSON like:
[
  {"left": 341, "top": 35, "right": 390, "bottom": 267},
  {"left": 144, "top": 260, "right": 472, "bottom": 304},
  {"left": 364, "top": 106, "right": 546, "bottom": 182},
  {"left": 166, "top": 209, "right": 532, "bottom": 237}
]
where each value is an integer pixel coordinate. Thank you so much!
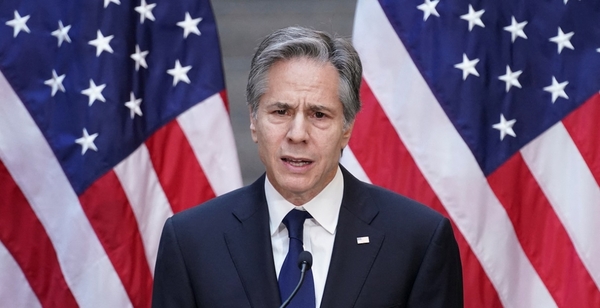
[
  {"left": 249, "top": 106, "right": 258, "bottom": 143},
  {"left": 340, "top": 120, "right": 355, "bottom": 148}
]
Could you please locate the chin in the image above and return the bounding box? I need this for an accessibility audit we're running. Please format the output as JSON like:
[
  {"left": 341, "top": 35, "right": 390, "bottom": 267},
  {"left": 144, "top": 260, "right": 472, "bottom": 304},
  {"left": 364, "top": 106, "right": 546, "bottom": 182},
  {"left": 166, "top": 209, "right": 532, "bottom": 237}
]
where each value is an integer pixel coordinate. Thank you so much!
[
  {"left": 278, "top": 177, "right": 313, "bottom": 194},
  {"left": 281, "top": 179, "right": 311, "bottom": 192}
]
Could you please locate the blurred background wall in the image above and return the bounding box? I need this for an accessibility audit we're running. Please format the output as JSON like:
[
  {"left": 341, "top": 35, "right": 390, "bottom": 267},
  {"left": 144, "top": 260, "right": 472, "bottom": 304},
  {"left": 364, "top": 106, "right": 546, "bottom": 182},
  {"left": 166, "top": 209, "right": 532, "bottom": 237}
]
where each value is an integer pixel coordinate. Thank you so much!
[{"left": 212, "top": 0, "right": 357, "bottom": 185}]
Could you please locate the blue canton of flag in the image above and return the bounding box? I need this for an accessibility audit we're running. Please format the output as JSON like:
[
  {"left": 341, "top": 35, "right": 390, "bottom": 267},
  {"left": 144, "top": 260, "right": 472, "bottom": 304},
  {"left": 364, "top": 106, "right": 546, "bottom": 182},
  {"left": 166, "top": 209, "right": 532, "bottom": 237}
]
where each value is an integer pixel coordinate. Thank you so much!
[
  {"left": 1, "top": 0, "right": 224, "bottom": 193},
  {"left": 381, "top": 0, "right": 600, "bottom": 175}
]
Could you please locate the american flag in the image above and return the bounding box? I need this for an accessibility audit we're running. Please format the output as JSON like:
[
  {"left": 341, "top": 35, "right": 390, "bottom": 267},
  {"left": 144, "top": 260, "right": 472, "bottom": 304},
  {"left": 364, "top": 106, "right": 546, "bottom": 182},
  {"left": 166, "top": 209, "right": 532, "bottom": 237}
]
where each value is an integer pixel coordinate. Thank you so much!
[
  {"left": 342, "top": 0, "right": 600, "bottom": 307},
  {"left": 0, "top": 0, "right": 241, "bottom": 306}
]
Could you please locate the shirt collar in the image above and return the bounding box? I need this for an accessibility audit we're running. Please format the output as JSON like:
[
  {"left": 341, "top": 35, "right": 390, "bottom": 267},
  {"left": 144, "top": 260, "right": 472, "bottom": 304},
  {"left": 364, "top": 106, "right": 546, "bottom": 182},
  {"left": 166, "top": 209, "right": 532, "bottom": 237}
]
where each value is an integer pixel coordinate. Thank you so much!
[{"left": 266, "top": 166, "right": 344, "bottom": 236}]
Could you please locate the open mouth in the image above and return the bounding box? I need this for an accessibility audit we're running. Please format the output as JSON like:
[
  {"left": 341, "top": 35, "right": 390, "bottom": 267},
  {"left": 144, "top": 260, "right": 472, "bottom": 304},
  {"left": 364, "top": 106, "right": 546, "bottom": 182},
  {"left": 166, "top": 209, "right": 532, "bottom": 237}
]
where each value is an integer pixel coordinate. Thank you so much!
[{"left": 281, "top": 157, "right": 313, "bottom": 167}]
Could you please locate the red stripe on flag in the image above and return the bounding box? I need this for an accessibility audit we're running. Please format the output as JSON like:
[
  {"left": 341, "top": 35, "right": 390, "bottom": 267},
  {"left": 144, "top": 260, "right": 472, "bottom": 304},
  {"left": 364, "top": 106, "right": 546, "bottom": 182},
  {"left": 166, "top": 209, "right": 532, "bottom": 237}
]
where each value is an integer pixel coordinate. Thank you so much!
[
  {"left": 562, "top": 93, "right": 600, "bottom": 186},
  {"left": 0, "top": 160, "right": 78, "bottom": 307},
  {"left": 145, "top": 120, "right": 215, "bottom": 214},
  {"left": 487, "top": 153, "right": 600, "bottom": 307},
  {"left": 220, "top": 90, "right": 230, "bottom": 113},
  {"left": 79, "top": 170, "right": 152, "bottom": 308},
  {"left": 453, "top": 231, "right": 503, "bottom": 308},
  {"left": 349, "top": 80, "right": 503, "bottom": 307}
]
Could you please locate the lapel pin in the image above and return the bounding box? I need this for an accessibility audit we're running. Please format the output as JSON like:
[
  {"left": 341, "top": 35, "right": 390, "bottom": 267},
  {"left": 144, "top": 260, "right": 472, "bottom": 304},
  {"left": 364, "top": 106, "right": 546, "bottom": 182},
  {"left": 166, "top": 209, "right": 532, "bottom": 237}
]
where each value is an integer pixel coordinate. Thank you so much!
[{"left": 357, "top": 236, "right": 370, "bottom": 244}]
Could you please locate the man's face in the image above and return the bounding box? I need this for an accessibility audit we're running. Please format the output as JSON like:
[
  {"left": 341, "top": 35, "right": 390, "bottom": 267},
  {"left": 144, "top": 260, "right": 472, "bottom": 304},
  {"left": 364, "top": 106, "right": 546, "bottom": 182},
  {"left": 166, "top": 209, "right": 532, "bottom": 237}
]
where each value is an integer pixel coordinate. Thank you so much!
[{"left": 250, "top": 57, "right": 353, "bottom": 205}]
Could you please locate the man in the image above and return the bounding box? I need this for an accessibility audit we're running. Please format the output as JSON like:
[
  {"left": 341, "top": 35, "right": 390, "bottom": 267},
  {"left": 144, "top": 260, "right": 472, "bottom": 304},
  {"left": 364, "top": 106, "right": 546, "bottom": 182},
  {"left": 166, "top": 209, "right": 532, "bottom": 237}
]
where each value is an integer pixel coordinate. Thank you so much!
[{"left": 152, "top": 26, "right": 463, "bottom": 307}]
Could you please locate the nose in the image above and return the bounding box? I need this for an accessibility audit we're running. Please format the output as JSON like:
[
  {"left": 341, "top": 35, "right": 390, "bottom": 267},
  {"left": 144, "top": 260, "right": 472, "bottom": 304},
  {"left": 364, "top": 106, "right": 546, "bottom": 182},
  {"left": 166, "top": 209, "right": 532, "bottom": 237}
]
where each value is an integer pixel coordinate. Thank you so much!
[{"left": 286, "top": 113, "right": 309, "bottom": 143}]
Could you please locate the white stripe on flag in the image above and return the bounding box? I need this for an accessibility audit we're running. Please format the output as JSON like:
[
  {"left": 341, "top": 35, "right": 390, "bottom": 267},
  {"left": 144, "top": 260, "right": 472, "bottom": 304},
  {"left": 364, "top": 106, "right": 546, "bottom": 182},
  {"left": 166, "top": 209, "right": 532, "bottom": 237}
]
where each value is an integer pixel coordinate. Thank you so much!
[
  {"left": 521, "top": 121, "right": 600, "bottom": 288},
  {"left": 340, "top": 147, "right": 372, "bottom": 184},
  {"left": 352, "top": 1, "right": 557, "bottom": 307},
  {"left": 0, "top": 72, "right": 131, "bottom": 307},
  {"left": 178, "top": 93, "right": 243, "bottom": 196},
  {"left": 0, "top": 241, "right": 41, "bottom": 308},
  {"left": 114, "top": 143, "right": 175, "bottom": 275}
]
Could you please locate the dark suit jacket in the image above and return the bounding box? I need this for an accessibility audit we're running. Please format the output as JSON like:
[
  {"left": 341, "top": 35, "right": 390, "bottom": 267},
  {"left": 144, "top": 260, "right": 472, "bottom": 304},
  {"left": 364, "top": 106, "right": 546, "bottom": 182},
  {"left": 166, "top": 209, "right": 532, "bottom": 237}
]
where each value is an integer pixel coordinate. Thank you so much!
[{"left": 152, "top": 167, "right": 463, "bottom": 307}]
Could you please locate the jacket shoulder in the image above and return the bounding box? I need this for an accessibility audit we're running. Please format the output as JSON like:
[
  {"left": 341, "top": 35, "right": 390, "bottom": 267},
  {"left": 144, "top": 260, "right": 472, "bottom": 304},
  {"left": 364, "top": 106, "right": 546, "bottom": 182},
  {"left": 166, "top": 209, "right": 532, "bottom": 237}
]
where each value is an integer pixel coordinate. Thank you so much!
[
  {"left": 366, "top": 183, "right": 444, "bottom": 222},
  {"left": 341, "top": 166, "right": 445, "bottom": 226},
  {"left": 169, "top": 175, "right": 265, "bottom": 230}
]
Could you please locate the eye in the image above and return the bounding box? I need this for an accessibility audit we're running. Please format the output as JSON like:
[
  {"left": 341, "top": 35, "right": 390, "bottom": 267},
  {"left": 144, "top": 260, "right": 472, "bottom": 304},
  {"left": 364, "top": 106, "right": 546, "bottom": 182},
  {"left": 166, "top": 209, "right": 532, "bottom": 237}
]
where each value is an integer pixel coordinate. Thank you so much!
[
  {"left": 275, "top": 109, "right": 286, "bottom": 115},
  {"left": 315, "top": 112, "right": 325, "bottom": 118}
]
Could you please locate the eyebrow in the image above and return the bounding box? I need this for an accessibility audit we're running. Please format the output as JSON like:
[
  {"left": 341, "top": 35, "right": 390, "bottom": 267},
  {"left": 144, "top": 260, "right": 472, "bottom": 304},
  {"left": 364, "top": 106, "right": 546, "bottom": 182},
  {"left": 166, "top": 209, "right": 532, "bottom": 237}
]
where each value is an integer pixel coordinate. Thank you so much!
[
  {"left": 264, "top": 102, "right": 334, "bottom": 114},
  {"left": 269, "top": 102, "right": 292, "bottom": 109},
  {"left": 265, "top": 102, "right": 292, "bottom": 109},
  {"left": 309, "top": 104, "right": 334, "bottom": 114}
]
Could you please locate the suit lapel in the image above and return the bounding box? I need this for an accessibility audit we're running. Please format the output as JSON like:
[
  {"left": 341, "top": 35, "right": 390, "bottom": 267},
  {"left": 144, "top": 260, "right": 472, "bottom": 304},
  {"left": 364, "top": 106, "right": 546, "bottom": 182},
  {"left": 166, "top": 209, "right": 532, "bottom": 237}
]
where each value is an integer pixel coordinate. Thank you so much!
[
  {"left": 321, "top": 167, "right": 385, "bottom": 307},
  {"left": 224, "top": 175, "right": 281, "bottom": 308}
]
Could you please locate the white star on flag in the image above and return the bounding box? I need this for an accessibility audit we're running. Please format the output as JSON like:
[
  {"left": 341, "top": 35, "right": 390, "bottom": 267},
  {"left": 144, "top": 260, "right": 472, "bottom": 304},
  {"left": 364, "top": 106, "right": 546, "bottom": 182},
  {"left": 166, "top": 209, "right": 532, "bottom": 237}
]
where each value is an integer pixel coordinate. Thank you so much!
[
  {"left": 177, "top": 12, "right": 202, "bottom": 38},
  {"left": 51, "top": 21, "right": 71, "bottom": 47},
  {"left": 543, "top": 76, "right": 569, "bottom": 103},
  {"left": 75, "top": 128, "right": 99, "bottom": 155},
  {"left": 124, "top": 92, "right": 143, "bottom": 119},
  {"left": 492, "top": 114, "right": 517, "bottom": 140},
  {"left": 460, "top": 5, "right": 485, "bottom": 31},
  {"left": 498, "top": 65, "right": 523, "bottom": 92},
  {"left": 81, "top": 79, "right": 107, "bottom": 106},
  {"left": 504, "top": 16, "right": 528, "bottom": 43},
  {"left": 88, "top": 30, "right": 114, "bottom": 57},
  {"left": 135, "top": 0, "right": 157, "bottom": 24},
  {"left": 417, "top": 0, "right": 440, "bottom": 21},
  {"left": 549, "top": 27, "right": 574, "bottom": 54},
  {"left": 167, "top": 60, "right": 192, "bottom": 86},
  {"left": 104, "top": 0, "right": 121, "bottom": 8},
  {"left": 454, "top": 54, "right": 480, "bottom": 80},
  {"left": 5, "top": 11, "right": 30, "bottom": 38},
  {"left": 130, "top": 45, "right": 149, "bottom": 71},
  {"left": 44, "top": 70, "right": 66, "bottom": 97}
]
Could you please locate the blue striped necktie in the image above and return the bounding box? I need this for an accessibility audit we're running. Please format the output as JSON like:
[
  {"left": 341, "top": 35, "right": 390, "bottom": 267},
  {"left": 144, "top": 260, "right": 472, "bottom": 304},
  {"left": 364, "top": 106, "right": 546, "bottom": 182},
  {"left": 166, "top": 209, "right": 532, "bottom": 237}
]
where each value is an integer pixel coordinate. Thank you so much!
[{"left": 278, "top": 209, "right": 316, "bottom": 308}]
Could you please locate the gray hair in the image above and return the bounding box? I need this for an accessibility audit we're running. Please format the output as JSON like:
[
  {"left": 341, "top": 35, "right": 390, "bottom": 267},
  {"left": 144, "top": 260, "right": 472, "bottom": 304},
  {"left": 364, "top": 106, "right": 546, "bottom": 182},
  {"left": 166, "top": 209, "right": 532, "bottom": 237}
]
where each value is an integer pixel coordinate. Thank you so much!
[{"left": 246, "top": 26, "right": 362, "bottom": 128}]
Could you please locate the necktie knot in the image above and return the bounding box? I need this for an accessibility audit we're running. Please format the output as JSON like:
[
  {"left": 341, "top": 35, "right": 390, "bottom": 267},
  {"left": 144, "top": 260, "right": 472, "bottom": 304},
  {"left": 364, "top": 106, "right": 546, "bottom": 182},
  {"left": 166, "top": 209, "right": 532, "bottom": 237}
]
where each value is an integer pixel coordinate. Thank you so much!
[{"left": 282, "top": 209, "right": 311, "bottom": 242}]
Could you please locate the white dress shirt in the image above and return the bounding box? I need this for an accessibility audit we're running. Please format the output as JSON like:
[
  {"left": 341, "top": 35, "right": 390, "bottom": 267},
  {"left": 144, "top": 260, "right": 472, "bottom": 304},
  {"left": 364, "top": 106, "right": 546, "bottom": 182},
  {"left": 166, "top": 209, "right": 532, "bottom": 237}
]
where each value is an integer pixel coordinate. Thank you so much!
[{"left": 266, "top": 166, "right": 344, "bottom": 308}]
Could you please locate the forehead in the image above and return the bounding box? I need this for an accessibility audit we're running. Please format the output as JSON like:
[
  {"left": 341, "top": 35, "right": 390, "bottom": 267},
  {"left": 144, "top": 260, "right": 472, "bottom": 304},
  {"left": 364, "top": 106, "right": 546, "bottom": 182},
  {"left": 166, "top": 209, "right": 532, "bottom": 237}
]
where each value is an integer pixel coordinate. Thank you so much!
[{"left": 262, "top": 57, "right": 340, "bottom": 105}]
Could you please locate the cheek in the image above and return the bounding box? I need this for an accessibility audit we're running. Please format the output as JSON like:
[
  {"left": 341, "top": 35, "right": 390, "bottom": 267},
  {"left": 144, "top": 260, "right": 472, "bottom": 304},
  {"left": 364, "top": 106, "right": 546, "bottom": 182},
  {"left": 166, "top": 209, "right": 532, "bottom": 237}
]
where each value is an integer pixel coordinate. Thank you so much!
[
  {"left": 256, "top": 127, "right": 282, "bottom": 155},
  {"left": 317, "top": 135, "right": 345, "bottom": 159},
  {"left": 328, "top": 129, "right": 350, "bottom": 149}
]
